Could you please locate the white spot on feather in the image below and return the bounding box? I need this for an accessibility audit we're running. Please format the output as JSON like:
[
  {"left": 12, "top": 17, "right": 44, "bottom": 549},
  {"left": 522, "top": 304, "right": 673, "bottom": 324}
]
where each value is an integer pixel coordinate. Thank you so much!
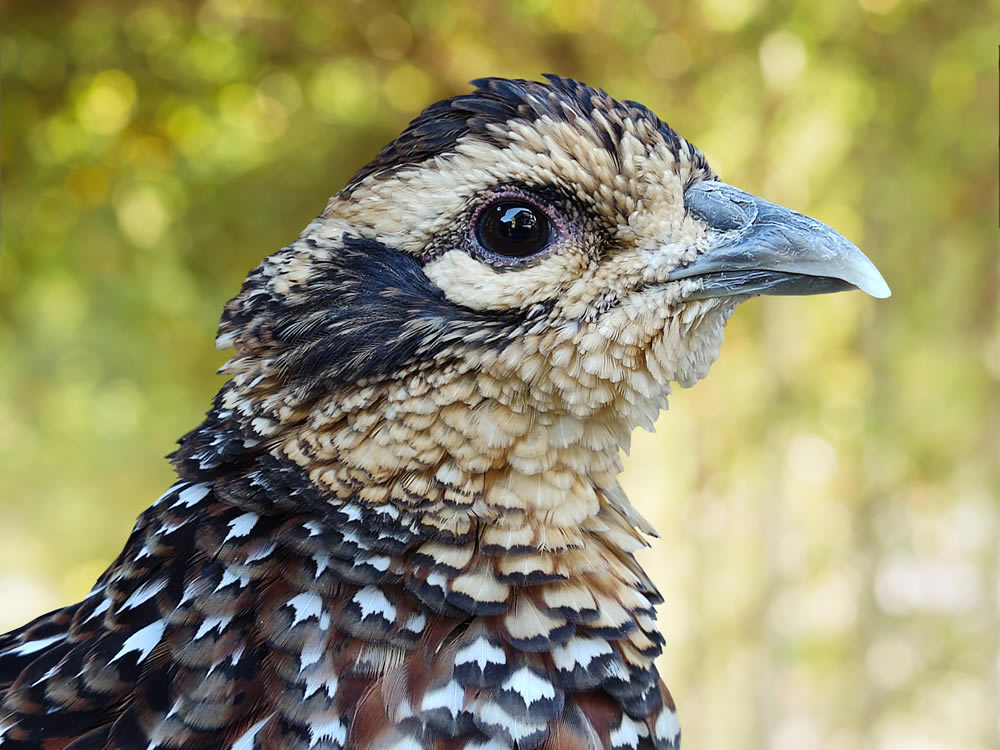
[
  {"left": 110, "top": 620, "right": 165, "bottom": 663},
  {"left": 610, "top": 714, "right": 646, "bottom": 749},
  {"left": 307, "top": 715, "right": 347, "bottom": 747},
  {"left": 179, "top": 579, "right": 205, "bottom": 604},
  {"left": 341, "top": 504, "right": 362, "bottom": 522},
  {"left": 31, "top": 663, "right": 60, "bottom": 686},
  {"left": 404, "top": 612, "right": 426, "bottom": 633},
  {"left": 551, "top": 636, "right": 613, "bottom": 671},
  {"left": 215, "top": 568, "right": 250, "bottom": 592},
  {"left": 118, "top": 578, "right": 167, "bottom": 612},
  {"left": 654, "top": 706, "right": 681, "bottom": 743},
  {"left": 225, "top": 512, "right": 259, "bottom": 542},
  {"left": 425, "top": 570, "right": 447, "bottom": 590},
  {"left": 194, "top": 615, "right": 232, "bottom": 640},
  {"left": 7, "top": 634, "right": 63, "bottom": 656},
  {"left": 286, "top": 593, "right": 324, "bottom": 626},
  {"left": 341, "top": 528, "right": 369, "bottom": 550},
  {"left": 153, "top": 482, "right": 186, "bottom": 506},
  {"left": 312, "top": 552, "right": 329, "bottom": 577},
  {"left": 245, "top": 542, "right": 275, "bottom": 563},
  {"left": 171, "top": 482, "right": 210, "bottom": 508},
  {"left": 165, "top": 698, "right": 183, "bottom": 719},
  {"left": 231, "top": 714, "right": 272, "bottom": 750},
  {"left": 475, "top": 701, "right": 546, "bottom": 743},
  {"left": 454, "top": 636, "right": 505, "bottom": 670},
  {"left": 303, "top": 669, "right": 339, "bottom": 700},
  {"left": 420, "top": 679, "right": 464, "bottom": 718},
  {"left": 353, "top": 586, "right": 396, "bottom": 622},
  {"left": 501, "top": 666, "right": 555, "bottom": 706},
  {"left": 298, "top": 641, "right": 324, "bottom": 673},
  {"left": 83, "top": 596, "right": 112, "bottom": 623},
  {"left": 374, "top": 504, "right": 399, "bottom": 520}
]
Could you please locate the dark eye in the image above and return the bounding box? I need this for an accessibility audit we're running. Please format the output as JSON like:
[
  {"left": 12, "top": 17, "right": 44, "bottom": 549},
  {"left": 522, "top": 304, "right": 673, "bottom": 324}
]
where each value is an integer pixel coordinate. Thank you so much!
[{"left": 475, "top": 201, "right": 550, "bottom": 258}]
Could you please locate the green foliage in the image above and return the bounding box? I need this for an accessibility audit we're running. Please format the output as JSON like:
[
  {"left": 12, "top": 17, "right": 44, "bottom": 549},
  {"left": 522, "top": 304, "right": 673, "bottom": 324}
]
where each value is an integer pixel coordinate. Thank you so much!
[{"left": 1, "top": 2, "right": 997, "bottom": 748}]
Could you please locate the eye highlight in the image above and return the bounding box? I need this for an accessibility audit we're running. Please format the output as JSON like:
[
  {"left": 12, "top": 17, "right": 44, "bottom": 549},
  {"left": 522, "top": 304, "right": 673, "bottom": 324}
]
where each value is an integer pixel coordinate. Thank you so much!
[{"left": 475, "top": 200, "right": 551, "bottom": 259}]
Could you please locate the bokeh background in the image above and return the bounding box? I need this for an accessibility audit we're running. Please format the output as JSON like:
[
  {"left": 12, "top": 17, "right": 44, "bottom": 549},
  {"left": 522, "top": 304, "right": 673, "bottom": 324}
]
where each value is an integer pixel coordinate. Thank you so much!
[{"left": 1, "top": 1, "right": 997, "bottom": 748}]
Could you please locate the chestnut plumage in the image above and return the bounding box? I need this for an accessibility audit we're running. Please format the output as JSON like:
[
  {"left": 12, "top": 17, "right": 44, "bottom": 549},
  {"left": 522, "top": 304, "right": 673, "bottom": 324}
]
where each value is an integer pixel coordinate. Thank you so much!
[{"left": 0, "top": 75, "right": 888, "bottom": 749}]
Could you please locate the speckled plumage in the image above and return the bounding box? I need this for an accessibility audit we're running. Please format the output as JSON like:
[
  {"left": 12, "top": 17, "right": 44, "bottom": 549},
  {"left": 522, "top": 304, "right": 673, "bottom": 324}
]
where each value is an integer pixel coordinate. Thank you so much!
[{"left": 0, "top": 76, "right": 888, "bottom": 749}]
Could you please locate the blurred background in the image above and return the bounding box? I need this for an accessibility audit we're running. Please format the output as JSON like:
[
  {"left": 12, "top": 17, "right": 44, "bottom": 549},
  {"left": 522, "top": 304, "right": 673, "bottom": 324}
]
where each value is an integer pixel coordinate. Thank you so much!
[{"left": 1, "top": 1, "right": 997, "bottom": 748}]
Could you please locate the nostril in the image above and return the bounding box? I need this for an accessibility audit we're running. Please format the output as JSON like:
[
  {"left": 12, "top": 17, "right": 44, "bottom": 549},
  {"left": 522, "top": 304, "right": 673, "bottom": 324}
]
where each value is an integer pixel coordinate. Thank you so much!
[{"left": 683, "top": 181, "right": 753, "bottom": 232}]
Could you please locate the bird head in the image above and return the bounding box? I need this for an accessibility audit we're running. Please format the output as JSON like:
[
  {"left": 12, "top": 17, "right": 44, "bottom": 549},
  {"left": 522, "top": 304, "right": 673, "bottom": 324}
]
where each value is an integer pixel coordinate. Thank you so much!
[{"left": 192, "top": 75, "right": 888, "bottom": 524}]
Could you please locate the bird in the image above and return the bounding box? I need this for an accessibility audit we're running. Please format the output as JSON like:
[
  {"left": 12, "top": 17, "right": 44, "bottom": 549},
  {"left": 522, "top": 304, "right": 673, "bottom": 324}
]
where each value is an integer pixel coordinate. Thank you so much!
[{"left": 0, "top": 75, "right": 889, "bottom": 750}]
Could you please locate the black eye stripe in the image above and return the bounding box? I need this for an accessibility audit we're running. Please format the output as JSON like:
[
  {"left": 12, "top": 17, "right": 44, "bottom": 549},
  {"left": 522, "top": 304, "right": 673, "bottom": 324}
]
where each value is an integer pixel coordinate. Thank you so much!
[{"left": 474, "top": 199, "right": 551, "bottom": 259}]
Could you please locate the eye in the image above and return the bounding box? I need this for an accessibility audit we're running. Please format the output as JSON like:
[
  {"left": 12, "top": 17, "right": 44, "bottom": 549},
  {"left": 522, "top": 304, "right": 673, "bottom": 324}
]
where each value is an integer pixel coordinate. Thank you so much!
[{"left": 475, "top": 200, "right": 551, "bottom": 258}]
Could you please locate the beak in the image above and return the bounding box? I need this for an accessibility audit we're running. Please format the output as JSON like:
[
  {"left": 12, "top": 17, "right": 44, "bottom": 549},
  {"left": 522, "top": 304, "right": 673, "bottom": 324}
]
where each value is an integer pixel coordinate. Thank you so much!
[{"left": 671, "top": 181, "right": 891, "bottom": 300}]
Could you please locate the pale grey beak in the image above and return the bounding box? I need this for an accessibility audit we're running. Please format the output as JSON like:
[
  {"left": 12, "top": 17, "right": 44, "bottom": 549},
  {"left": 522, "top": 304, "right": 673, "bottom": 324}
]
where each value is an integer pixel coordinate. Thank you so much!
[{"left": 673, "top": 181, "right": 891, "bottom": 300}]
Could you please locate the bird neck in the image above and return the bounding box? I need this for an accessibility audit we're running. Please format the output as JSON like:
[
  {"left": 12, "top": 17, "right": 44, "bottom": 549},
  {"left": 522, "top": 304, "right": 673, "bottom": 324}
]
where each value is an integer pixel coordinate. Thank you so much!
[{"left": 171, "top": 358, "right": 664, "bottom": 617}]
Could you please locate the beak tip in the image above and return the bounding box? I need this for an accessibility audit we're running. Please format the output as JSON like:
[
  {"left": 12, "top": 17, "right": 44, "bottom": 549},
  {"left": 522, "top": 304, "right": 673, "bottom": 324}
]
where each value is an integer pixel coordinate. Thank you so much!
[
  {"left": 851, "top": 258, "right": 892, "bottom": 299},
  {"left": 870, "top": 282, "right": 892, "bottom": 299}
]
